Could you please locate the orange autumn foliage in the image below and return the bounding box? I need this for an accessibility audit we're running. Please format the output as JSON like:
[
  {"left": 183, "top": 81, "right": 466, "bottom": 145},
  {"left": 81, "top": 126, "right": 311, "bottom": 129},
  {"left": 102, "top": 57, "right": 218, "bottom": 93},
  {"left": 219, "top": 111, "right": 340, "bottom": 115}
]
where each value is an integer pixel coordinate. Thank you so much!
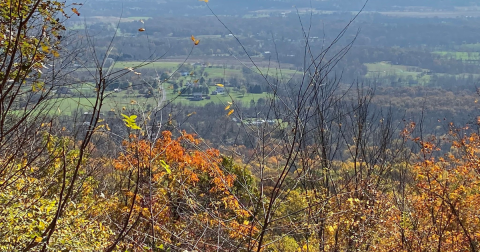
[
  {"left": 386, "top": 132, "right": 480, "bottom": 251},
  {"left": 112, "top": 131, "right": 256, "bottom": 251}
]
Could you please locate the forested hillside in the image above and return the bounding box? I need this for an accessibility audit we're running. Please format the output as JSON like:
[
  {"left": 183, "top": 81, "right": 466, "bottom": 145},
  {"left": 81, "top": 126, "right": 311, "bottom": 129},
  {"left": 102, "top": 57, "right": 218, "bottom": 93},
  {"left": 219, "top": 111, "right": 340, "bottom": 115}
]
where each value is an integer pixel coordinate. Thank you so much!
[{"left": 3, "top": 0, "right": 480, "bottom": 251}]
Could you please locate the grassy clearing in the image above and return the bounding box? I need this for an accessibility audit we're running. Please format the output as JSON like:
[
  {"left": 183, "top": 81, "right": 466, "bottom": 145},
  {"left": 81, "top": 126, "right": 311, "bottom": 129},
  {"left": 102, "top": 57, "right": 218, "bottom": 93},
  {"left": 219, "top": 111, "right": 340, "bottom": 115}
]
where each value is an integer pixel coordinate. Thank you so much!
[
  {"left": 50, "top": 95, "right": 158, "bottom": 115},
  {"left": 259, "top": 67, "right": 299, "bottom": 78},
  {"left": 364, "top": 61, "right": 480, "bottom": 86},
  {"left": 168, "top": 86, "right": 270, "bottom": 107},
  {"left": 112, "top": 62, "right": 244, "bottom": 79},
  {"left": 364, "top": 61, "right": 431, "bottom": 84},
  {"left": 112, "top": 61, "right": 299, "bottom": 80},
  {"left": 365, "top": 62, "right": 423, "bottom": 76},
  {"left": 51, "top": 83, "right": 269, "bottom": 115},
  {"left": 49, "top": 87, "right": 159, "bottom": 115},
  {"left": 433, "top": 51, "right": 480, "bottom": 61},
  {"left": 200, "top": 67, "right": 298, "bottom": 80},
  {"left": 204, "top": 68, "right": 242, "bottom": 79},
  {"left": 113, "top": 61, "right": 180, "bottom": 70}
]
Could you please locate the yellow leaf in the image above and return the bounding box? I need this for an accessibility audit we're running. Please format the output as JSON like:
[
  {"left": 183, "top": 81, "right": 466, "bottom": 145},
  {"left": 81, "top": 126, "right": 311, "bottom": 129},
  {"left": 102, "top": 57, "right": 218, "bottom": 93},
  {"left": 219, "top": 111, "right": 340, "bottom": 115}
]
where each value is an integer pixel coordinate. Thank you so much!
[
  {"left": 35, "top": 236, "right": 42, "bottom": 243},
  {"left": 39, "top": 221, "right": 45, "bottom": 230},
  {"left": 52, "top": 50, "right": 60, "bottom": 58},
  {"left": 216, "top": 84, "right": 224, "bottom": 87},
  {"left": 225, "top": 104, "right": 231, "bottom": 110},
  {"left": 191, "top": 35, "right": 196, "bottom": 42},
  {"left": 194, "top": 39, "right": 200, "bottom": 45},
  {"left": 121, "top": 114, "right": 141, "bottom": 130},
  {"left": 138, "top": 28, "right": 145, "bottom": 32},
  {"left": 71, "top": 7, "right": 80, "bottom": 16},
  {"left": 227, "top": 109, "right": 234, "bottom": 116},
  {"left": 41, "top": 45, "right": 49, "bottom": 52},
  {"left": 160, "top": 160, "right": 171, "bottom": 174},
  {"left": 199, "top": 0, "right": 209, "bottom": 2},
  {"left": 327, "top": 225, "right": 336, "bottom": 234}
]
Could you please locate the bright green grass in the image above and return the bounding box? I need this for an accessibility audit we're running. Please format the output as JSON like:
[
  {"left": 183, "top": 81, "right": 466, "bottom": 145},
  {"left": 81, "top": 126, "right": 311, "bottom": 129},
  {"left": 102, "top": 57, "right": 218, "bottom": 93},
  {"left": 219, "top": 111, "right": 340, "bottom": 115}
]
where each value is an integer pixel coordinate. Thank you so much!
[
  {"left": 50, "top": 84, "right": 268, "bottom": 115},
  {"left": 49, "top": 91, "right": 159, "bottom": 115}
]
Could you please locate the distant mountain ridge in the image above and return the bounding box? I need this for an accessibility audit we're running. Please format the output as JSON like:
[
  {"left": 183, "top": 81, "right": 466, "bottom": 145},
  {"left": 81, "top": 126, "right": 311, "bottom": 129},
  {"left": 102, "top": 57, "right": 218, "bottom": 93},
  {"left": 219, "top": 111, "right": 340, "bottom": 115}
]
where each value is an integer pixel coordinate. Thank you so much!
[
  {"left": 156, "top": 0, "right": 476, "bottom": 10},
  {"left": 69, "top": 0, "right": 478, "bottom": 18}
]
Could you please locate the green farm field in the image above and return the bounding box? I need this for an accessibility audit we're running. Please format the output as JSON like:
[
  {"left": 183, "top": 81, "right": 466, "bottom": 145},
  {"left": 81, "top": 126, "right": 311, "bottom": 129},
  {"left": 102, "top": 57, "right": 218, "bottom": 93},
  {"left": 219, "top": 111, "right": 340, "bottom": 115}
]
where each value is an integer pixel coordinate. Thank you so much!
[
  {"left": 50, "top": 60, "right": 297, "bottom": 114},
  {"left": 49, "top": 83, "right": 269, "bottom": 115},
  {"left": 48, "top": 92, "right": 158, "bottom": 115},
  {"left": 364, "top": 61, "right": 431, "bottom": 84},
  {"left": 168, "top": 86, "right": 270, "bottom": 107},
  {"left": 364, "top": 61, "right": 480, "bottom": 86},
  {"left": 112, "top": 61, "right": 299, "bottom": 79},
  {"left": 113, "top": 61, "right": 180, "bottom": 70}
]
